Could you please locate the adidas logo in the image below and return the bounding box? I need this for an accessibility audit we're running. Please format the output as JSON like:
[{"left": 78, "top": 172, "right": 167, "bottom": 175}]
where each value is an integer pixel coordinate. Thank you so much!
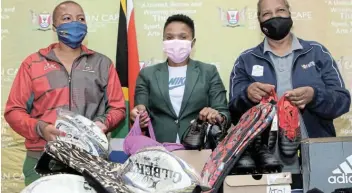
[{"left": 328, "top": 154, "right": 352, "bottom": 184}]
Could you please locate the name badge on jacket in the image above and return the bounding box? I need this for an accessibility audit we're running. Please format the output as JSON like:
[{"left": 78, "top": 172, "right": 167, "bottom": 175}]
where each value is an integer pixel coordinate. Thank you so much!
[{"left": 251, "top": 65, "right": 264, "bottom": 77}]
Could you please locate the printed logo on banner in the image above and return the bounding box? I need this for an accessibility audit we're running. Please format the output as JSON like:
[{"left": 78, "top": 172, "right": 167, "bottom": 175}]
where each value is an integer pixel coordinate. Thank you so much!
[
  {"left": 1, "top": 67, "right": 19, "bottom": 82},
  {"left": 337, "top": 56, "right": 352, "bottom": 71},
  {"left": 328, "top": 154, "right": 352, "bottom": 184},
  {"left": 218, "top": 7, "right": 247, "bottom": 27},
  {"left": 30, "top": 9, "right": 52, "bottom": 31},
  {"left": 139, "top": 58, "right": 164, "bottom": 69}
]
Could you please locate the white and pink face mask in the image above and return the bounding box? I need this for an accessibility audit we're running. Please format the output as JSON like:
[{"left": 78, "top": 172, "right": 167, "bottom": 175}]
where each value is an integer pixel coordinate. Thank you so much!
[{"left": 163, "top": 39, "right": 193, "bottom": 64}]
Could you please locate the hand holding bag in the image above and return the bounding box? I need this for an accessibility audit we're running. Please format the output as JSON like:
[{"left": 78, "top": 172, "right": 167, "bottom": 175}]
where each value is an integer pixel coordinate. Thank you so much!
[{"left": 123, "top": 115, "right": 184, "bottom": 155}]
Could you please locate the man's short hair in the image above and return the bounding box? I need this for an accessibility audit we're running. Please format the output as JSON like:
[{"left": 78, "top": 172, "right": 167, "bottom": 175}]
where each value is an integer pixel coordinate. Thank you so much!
[
  {"left": 52, "top": 0, "right": 82, "bottom": 24},
  {"left": 163, "top": 14, "right": 195, "bottom": 38},
  {"left": 257, "top": 0, "right": 291, "bottom": 17}
]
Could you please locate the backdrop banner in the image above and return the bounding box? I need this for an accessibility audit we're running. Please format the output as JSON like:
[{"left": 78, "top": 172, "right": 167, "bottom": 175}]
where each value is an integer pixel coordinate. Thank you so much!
[{"left": 1, "top": 0, "right": 352, "bottom": 192}]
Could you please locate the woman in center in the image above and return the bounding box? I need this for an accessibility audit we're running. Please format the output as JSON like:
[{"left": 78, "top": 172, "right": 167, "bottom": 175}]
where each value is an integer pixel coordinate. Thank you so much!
[{"left": 130, "top": 14, "right": 230, "bottom": 143}]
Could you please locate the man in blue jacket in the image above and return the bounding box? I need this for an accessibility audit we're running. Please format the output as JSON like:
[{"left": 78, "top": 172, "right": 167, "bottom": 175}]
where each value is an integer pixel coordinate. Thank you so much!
[{"left": 229, "top": 0, "right": 351, "bottom": 188}]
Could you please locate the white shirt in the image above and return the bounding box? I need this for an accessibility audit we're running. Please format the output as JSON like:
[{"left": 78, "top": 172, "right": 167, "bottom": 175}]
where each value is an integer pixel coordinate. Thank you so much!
[{"left": 168, "top": 65, "right": 187, "bottom": 143}]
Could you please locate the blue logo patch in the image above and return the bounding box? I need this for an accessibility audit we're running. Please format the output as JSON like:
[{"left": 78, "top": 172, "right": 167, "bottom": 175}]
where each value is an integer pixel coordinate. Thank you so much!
[{"left": 169, "top": 77, "right": 186, "bottom": 90}]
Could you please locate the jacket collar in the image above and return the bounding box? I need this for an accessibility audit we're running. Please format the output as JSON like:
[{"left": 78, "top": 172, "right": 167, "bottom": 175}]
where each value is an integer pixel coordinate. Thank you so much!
[
  {"left": 251, "top": 36, "right": 313, "bottom": 59},
  {"left": 38, "top": 43, "right": 94, "bottom": 62}
]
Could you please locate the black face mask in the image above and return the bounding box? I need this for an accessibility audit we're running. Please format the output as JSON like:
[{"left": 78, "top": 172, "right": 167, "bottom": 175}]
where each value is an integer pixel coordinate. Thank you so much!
[{"left": 260, "top": 17, "right": 293, "bottom": 40}]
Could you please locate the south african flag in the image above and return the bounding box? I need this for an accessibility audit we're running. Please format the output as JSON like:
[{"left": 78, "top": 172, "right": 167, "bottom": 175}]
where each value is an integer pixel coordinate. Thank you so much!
[{"left": 109, "top": 0, "right": 139, "bottom": 163}]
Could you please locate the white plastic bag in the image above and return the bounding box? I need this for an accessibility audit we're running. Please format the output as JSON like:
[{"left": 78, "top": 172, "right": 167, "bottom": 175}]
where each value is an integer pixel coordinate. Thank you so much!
[
  {"left": 21, "top": 174, "right": 97, "bottom": 193},
  {"left": 55, "top": 109, "right": 109, "bottom": 158}
]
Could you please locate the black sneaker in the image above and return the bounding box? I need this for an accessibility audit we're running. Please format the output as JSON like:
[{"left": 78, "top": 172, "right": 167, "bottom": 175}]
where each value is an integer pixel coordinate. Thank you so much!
[
  {"left": 253, "top": 145, "right": 283, "bottom": 173},
  {"left": 231, "top": 150, "right": 256, "bottom": 174},
  {"left": 253, "top": 131, "right": 277, "bottom": 153}
]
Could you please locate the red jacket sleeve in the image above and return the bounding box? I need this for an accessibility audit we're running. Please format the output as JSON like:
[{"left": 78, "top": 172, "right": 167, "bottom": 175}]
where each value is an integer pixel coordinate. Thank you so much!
[
  {"left": 100, "top": 64, "right": 126, "bottom": 131},
  {"left": 4, "top": 60, "right": 43, "bottom": 141}
]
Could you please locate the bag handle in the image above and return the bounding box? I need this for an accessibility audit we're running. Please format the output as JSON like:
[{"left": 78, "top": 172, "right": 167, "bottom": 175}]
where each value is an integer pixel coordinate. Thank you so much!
[
  {"left": 260, "top": 88, "right": 278, "bottom": 104},
  {"left": 132, "top": 114, "right": 156, "bottom": 140}
]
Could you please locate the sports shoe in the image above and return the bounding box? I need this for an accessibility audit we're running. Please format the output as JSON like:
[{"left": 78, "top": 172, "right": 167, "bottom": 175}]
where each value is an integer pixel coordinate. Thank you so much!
[
  {"left": 253, "top": 145, "right": 282, "bottom": 173},
  {"left": 268, "top": 131, "right": 277, "bottom": 152},
  {"left": 253, "top": 130, "right": 277, "bottom": 153},
  {"left": 232, "top": 150, "right": 256, "bottom": 174},
  {"left": 204, "top": 123, "right": 226, "bottom": 150},
  {"left": 181, "top": 119, "right": 207, "bottom": 150},
  {"left": 278, "top": 97, "right": 301, "bottom": 158}
]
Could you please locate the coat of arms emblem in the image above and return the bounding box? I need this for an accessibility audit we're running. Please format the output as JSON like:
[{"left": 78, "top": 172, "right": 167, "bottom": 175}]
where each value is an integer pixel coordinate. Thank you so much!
[
  {"left": 30, "top": 9, "right": 52, "bottom": 31},
  {"left": 218, "top": 7, "right": 248, "bottom": 27}
]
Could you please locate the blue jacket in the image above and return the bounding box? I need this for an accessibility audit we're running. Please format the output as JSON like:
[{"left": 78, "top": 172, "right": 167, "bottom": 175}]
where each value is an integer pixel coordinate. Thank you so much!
[{"left": 229, "top": 38, "right": 351, "bottom": 138}]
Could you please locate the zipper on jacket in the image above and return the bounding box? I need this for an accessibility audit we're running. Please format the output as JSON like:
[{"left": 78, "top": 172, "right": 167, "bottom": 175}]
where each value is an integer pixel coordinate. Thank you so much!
[
  {"left": 68, "top": 75, "right": 72, "bottom": 110},
  {"left": 60, "top": 56, "right": 85, "bottom": 111},
  {"left": 40, "top": 51, "right": 88, "bottom": 111}
]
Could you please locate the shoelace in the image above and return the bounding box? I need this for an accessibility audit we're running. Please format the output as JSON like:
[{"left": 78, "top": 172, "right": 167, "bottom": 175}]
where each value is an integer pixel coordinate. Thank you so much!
[{"left": 278, "top": 97, "right": 300, "bottom": 141}]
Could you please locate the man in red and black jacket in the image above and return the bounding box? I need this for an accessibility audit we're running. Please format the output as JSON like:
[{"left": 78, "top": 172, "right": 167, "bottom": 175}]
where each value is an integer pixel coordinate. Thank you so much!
[{"left": 4, "top": 1, "right": 126, "bottom": 186}]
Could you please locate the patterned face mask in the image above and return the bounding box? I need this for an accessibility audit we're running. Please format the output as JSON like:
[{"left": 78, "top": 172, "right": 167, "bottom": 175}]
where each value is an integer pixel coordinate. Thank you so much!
[{"left": 55, "top": 21, "right": 87, "bottom": 49}]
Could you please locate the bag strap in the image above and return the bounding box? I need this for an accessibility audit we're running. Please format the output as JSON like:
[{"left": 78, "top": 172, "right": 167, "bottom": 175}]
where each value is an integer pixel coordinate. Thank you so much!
[
  {"left": 127, "top": 115, "right": 143, "bottom": 137},
  {"left": 132, "top": 114, "right": 156, "bottom": 140},
  {"left": 260, "top": 88, "right": 278, "bottom": 104}
]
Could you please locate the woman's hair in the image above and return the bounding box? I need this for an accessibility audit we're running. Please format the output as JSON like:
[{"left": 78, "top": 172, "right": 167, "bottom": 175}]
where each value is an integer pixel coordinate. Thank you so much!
[{"left": 163, "top": 14, "right": 195, "bottom": 38}]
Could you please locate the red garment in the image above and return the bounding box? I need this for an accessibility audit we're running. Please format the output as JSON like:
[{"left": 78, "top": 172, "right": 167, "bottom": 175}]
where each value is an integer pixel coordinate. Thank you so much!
[
  {"left": 278, "top": 97, "right": 300, "bottom": 141},
  {"left": 4, "top": 43, "right": 126, "bottom": 151}
]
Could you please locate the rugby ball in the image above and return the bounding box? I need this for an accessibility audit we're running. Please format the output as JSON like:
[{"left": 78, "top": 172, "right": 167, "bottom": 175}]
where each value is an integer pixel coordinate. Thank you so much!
[
  {"left": 55, "top": 109, "right": 109, "bottom": 158},
  {"left": 21, "top": 174, "right": 97, "bottom": 193},
  {"left": 121, "top": 147, "right": 210, "bottom": 192}
]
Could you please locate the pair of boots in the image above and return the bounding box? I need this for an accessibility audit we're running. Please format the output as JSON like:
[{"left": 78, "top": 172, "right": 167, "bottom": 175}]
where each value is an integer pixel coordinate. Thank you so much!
[{"left": 232, "top": 134, "right": 282, "bottom": 174}]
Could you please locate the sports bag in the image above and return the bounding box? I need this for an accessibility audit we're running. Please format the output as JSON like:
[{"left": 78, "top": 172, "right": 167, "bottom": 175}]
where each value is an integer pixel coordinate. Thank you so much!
[
  {"left": 201, "top": 91, "right": 278, "bottom": 192},
  {"left": 123, "top": 115, "right": 184, "bottom": 155},
  {"left": 277, "top": 96, "right": 301, "bottom": 158}
]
